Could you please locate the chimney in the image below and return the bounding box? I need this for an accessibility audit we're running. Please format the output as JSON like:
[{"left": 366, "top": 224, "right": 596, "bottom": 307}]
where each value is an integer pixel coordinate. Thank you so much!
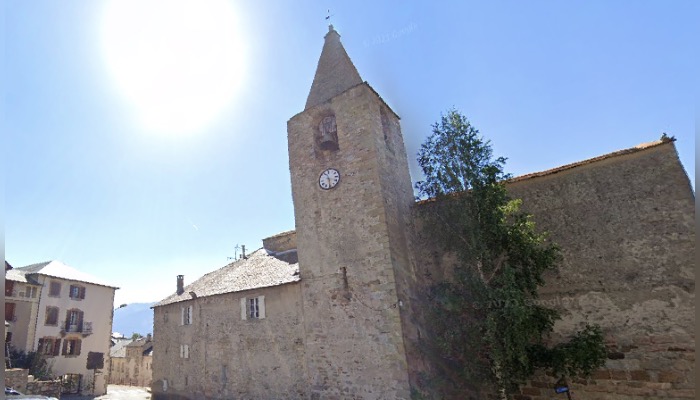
[
  {"left": 146, "top": 333, "right": 152, "bottom": 342},
  {"left": 176, "top": 275, "right": 184, "bottom": 295},
  {"left": 242, "top": 245, "right": 247, "bottom": 259}
]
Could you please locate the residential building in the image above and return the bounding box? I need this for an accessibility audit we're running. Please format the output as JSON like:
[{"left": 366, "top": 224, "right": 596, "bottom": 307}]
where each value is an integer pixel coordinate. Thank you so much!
[
  {"left": 108, "top": 335, "right": 154, "bottom": 387},
  {"left": 151, "top": 26, "right": 695, "bottom": 400},
  {"left": 6, "top": 260, "right": 118, "bottom": 395},
  {"left": 5, "top": 262, "right": 42, "bottom": 353}
]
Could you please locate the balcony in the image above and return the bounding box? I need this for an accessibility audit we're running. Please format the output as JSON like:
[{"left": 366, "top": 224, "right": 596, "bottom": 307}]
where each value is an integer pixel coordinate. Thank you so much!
[{"left": 60, "top": 321, "right": 93, "bottom": 337}]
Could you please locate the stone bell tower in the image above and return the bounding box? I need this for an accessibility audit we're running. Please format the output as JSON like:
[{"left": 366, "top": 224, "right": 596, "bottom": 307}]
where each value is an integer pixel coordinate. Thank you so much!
[{"left": 288, "top": 25, "right": 417, "bottom": 399}]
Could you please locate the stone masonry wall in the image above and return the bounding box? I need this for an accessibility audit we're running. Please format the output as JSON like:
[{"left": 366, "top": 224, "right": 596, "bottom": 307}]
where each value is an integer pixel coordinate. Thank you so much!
[
  {"left": 26, "top": 376, "right": 62, "bottom": 398},
  {"left": 151, "top": 283, "right": 306, "bottom": 400},
  {"left": 410, "top": 141, "right": 695, "bottom": 399},
  {"left": 288, "top": 83, "right": 412, "bottom": 399},
  {"left": 5, "top": 368, "right": 29, "bottom": 392},
  {"left": 506, "top": 142, "right": 695, "bottom": 399}
]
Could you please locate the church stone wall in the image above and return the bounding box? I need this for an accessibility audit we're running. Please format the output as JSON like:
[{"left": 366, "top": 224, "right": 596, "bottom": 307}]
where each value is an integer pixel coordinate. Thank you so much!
[
  {"left": 410, "top": 142, "right": 695, "bottom": 399},
  {"left": 151, "top": 283, "right": 306, "bottom": 400},
  {"left": 288, "top": 83, "right": 412, "bottom": 400},
  {"left": 507, "top": 142, "right": 695, "bottom": 400}
]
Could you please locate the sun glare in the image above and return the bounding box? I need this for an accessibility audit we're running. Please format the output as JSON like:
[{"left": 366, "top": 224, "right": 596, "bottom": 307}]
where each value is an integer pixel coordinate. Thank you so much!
[{"left": 101, "top": 0, "right": 246, "bottom": 135}]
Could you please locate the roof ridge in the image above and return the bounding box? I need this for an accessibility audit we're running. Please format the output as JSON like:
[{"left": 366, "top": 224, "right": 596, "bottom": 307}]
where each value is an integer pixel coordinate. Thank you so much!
[{"left": 507, "top": 137, "right": 674, "bottom": 184}]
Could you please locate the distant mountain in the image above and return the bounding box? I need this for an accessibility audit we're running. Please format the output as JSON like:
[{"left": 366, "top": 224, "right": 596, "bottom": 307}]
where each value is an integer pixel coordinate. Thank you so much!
[{"left": 113, "top": 302, "right": 155, "bottom": 337}]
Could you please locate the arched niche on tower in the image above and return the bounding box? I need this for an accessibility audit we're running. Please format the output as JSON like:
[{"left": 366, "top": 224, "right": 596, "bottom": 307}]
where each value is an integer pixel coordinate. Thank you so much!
[{"left": 316, "top": 113, "right": 339, "bottom": 151}]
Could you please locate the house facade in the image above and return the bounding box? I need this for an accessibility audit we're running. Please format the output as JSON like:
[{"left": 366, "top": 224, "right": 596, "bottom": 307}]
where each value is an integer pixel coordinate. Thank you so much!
[
  {"left": 151, "top": 25, "right": 695, "bottom": 400},
  {"left": 5, "top": 264, "right": 42, "bottom": 353},
  {"left": 6, "top": 260, "right": 118, "bottom": 395},
  {"left": 108, "top": 335, "right": 154, "bottom": 387}
]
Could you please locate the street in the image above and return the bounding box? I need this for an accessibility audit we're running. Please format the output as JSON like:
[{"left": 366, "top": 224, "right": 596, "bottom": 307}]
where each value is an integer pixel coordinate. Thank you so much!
[{"left": 62, "top": 385, "right": 150, "bottom": 400}]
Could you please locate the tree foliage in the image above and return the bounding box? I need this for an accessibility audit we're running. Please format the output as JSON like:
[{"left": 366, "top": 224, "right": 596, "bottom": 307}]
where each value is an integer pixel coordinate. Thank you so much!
[
  {"left": 416, "top": 109, "right": 606, "bottom": 397},
  {"left": 8, "top": 349, "right": 54, "bottom": 380}
]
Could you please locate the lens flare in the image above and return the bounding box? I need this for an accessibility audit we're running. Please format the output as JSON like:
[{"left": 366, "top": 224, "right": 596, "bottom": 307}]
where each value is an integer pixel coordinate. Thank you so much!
[{"left": 101, "top": 0, "right": 246, "bottom": 135}]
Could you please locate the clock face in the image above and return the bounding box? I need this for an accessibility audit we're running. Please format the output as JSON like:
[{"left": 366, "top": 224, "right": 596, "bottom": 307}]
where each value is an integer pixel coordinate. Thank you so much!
[{"left": 319, "top": 168, "right": 340, "bottom": 190}]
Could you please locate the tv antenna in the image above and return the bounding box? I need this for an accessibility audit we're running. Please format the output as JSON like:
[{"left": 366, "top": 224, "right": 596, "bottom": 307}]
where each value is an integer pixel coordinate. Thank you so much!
[{"left": 227, "top": 244, "right": 241, "bottom": 261}]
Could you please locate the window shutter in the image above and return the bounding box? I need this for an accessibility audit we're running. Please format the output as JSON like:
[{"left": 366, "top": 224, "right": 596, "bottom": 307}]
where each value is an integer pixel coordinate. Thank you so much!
[
  {"left": 75, "top": 339, "right": 82, "bottom": 355},
  {"left": 80, "top": 286, "right": 86, "bottom": 299},
  {"left": 181, "top": 307, "right": 185, "bottom": 326},
  {"left": 259, "top": 296, "right": 266, "bottom": 319},
  {"left": 38, "top": 338, "right": 44, "bottom": 353},
  {"left": 180, "top": 345, "right": 184, "bottom": 358},
  {"left": 184, "top": 344, "right": 189, "bottom": 359},
  {"left": 61, "top": 339, "right": 67, "bottom": 356},
  {"left": 188, "top": 306, "right": 193, "bottom": 324},
  {"left": 240, "top": 298, "right": 247, "bottom": 320}
]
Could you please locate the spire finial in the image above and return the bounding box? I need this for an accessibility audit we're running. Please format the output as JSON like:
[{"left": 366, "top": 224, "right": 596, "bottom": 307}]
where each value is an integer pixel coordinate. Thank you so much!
[{"left": 325, "top": 9, "right": 334, "bottom": 28}]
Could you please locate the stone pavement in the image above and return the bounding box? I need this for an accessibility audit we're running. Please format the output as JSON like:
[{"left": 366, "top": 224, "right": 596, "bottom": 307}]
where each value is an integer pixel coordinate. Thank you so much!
[{"left": 61, "top": 385, "right": 150, "bottom": 400}]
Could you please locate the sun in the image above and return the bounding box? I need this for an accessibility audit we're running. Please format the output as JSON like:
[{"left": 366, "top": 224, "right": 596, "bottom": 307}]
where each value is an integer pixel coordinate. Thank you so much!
[{"left": 101, "top": 0, "right": 246, "bottom": 135}]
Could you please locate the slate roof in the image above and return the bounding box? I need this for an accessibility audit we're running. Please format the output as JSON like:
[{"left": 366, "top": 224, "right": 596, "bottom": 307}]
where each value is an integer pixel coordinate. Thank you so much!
[
  {"left": 507, "top": 137, "right": 674, "bottom": 184},
  {"left": 110, "top": 338, "right": 133, "bottom": 358},
  {"left": 154, "top": 248, "right": 300, "bottom": 307},
  {"left": 416, "top": 137, "right": 675, "bottom": 206},
  {"left": 127, "top": 337, "right": 154, "bottom": 356},
  {"left": 5, "top": 268, "right": 40, "bottom": 284},
  {"left": 17, "top": 260, "right": 118, "bottom": 289}
]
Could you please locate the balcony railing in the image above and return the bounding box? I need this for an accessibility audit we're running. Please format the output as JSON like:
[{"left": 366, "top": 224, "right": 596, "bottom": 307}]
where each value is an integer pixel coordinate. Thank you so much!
[{"left": 60, "top": 320, "right": 93, "bottom": 335}]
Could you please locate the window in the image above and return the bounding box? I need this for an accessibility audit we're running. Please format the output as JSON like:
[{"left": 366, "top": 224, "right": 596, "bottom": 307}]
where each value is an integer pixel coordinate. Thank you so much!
[
  {"left": 240, "top": 296, "right": 265, "bottom": 320},
  {"left": 179, "top": 344, "right": 189, "bottom": 359},
  {"left": 62, "top": 338, "right": 82, "bottom": 356},
  {"left": 69, "top": 285, "right": 86, "bottom": 300},
  {"left": 249, "top": 297, "right": 259, "bottom": 318},
  {"left": 5, "top": 302, "right": 16, "bottom": 321},
  {"left": 5, "top": 331, "right": 12, "bottom": 343},
  {"left": 181, "top": 305, "right": 192, "bottom": 325},
  {"left": 38, "top": 337, "right": 61, "bottom": 356},
  {"left": 5, "top": 280, "right": 14, "bottom": 296},
  {"left": 45, "top": 306, "right": 59, "bottom": 326},
  {"left": 49, "top": 281, "right": 61, "bottom": 297},
  {"left": 65, "top": 309, "right": 84, "bottom": 332},
  {"left": 24, "top": 286, "right": 38, "bottom": 298}
]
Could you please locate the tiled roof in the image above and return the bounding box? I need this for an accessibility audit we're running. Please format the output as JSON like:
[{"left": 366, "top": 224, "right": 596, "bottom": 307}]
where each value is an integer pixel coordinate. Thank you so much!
[
  {"left": 416, "top": 138, "right": 675, "bottom": 205},
  {"left": 110, "top": 339, "right": 133, "bottom": 358},
  {"left": 154, "top": 248, "right": 300, "bottom": 307},
  {"left": 17, "top": 260, "right": 118, "bottom": 289},
  {"left": 5, "top": 268, "right": 37, "bottom": 284},
  {"left": 507, "top": 138, "right": 674, "bottom": 184}
]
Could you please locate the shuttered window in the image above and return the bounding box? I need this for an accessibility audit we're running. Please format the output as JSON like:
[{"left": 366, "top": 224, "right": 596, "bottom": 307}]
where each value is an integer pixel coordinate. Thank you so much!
[
  {"left": 180, "top": 305, "right": 192, "bottom": 325},
  {"left": 240, "top": 295, "right": 265, "bottom": 320}
]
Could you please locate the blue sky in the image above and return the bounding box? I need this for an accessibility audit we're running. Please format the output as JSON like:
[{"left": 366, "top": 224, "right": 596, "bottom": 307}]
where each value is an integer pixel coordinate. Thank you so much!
[{"left": 4, "top": 1, "right": 695, "bottom": 305}]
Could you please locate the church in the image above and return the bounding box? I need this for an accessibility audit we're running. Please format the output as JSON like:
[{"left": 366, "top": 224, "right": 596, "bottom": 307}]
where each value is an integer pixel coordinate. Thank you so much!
[{"left": 151, "top": 26, "right": 695, "bottom": 400}]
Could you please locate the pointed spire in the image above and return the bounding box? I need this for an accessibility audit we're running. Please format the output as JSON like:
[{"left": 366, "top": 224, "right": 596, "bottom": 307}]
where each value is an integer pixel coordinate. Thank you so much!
[{"left": 305, "top": 25, "right": 363, "bottom": 110}]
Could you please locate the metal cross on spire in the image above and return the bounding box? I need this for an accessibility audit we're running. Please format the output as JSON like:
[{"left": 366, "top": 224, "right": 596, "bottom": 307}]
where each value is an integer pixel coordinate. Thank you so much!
[{"left": 325, "top": 9, "right": 334, "bottom": 26}]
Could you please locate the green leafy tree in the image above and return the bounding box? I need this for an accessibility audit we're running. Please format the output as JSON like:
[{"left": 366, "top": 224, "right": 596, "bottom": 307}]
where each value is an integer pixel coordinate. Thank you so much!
[
  {"left": 416, "top": 109, "right": 606, "bottom": 397},
  {"left": 8, "top": 349, "right": 54, "bottom": 380},
  {"left": 131, "top": 332, "right": 144, "bottom": 340}
]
